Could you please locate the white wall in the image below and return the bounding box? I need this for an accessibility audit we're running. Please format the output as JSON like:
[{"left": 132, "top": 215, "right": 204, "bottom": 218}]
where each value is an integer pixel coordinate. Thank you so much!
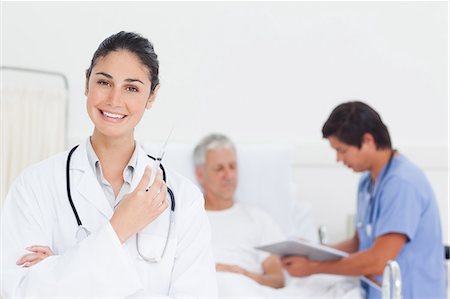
[{"left": 2, "top": 2, "right": 448, "bottom": 242}]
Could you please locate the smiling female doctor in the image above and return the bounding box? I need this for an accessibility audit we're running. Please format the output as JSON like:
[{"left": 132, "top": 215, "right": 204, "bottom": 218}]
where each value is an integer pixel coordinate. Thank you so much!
[{"left": 0, "top": 31, "right": 218, "bottom": 298}]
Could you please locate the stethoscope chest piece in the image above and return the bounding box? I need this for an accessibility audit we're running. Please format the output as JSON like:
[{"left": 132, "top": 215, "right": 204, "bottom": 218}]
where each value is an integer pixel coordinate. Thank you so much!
[{"left": 76, "top": 225, "right": 91, "bottom": 243}]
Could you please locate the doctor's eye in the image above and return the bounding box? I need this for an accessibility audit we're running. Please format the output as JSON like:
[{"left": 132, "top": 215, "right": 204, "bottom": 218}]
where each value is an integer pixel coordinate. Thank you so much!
[
  {"left": 97, "top": 80, "right": 111, "bottom": 87},
  {"left": 125, "top": 85, "right": 139, "bottom": 93}
]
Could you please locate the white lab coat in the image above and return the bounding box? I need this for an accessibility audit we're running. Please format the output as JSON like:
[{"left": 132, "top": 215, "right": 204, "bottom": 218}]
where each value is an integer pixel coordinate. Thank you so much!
[{"left": 0, "top": 140, "right": 218, "bottom": 298}]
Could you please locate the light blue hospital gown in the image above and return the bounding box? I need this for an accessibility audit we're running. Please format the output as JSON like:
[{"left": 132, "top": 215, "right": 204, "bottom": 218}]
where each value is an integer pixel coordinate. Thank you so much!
[{"left": 356, "top": 154, "right": 446, "bottom": 299}]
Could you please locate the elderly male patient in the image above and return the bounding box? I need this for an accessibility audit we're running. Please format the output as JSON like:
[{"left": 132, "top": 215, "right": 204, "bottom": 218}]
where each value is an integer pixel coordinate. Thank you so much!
[{"left": 193, "top": 134, "right": 285, "bottom": 291}]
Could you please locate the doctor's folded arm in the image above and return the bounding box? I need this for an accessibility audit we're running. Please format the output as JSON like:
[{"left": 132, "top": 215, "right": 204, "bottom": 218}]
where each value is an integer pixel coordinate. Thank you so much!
[{"left": 0, "top": 31, "right": 218, "bottom": 298}]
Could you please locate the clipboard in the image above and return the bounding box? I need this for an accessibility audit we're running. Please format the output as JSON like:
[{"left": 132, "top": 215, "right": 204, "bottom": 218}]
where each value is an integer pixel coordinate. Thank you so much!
[
  {"left": 256, "top": 239, "right": 382, "bottom": 291},
  {"left": 255, "top": 239, "right": 347, "bottom": 261}
]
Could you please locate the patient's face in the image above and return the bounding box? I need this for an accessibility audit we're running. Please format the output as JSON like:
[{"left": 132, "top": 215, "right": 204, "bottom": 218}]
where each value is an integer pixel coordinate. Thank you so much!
[
  {"left": 328, "top": 136, "right": 371, "bottom": 172},
  {"left": 200, "top": 148, "right": 238, "bottom": 203}
]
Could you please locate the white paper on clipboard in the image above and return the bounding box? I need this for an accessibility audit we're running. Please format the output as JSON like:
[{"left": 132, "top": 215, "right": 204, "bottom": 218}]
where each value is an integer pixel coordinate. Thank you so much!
[
  {"left": 255, "top": 239, "right": 347, "bottom": 261},
  {"left": 255, "top": 239, "right": 382, "bottom": 291}
]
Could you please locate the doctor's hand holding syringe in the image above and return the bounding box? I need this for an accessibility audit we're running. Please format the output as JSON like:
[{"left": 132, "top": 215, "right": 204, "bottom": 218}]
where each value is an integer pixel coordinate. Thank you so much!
[
  {"left": 110, "top": 127, "right": 174, "bottom": 244},
  {"left": 16, "top": 165, "right": 167, "bottom": 267},
  {"left": 109, "top": 166, "right": 168, "bottom": 243}
]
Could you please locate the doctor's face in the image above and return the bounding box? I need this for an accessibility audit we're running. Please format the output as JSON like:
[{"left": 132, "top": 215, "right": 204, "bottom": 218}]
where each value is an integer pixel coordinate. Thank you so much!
[
  {"left": 328, "top": 136, "right": 371, "bottom": 172},
  {"left": 198, "top": 148, "right": 238, "bottom": 202},
  {"left": 85, "top": 50, "right": 157, "bottom": 139}
]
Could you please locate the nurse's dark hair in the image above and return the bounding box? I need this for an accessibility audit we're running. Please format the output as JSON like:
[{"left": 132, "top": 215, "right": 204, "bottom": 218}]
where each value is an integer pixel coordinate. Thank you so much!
[
  {"left": 86, "top": 31, "right": 159, "bottom": 92},
  {"left": 322, "top": 101, "right": 392, "bottom": 149}
]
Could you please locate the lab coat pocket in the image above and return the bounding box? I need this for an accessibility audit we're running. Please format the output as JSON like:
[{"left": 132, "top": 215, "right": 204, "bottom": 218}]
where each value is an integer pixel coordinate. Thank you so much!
[
  {"left": 137, "top": 210, "right": 172, "bottom": 259},
  {"left": 137, "top": 233, "right": 167, "bottom": 260}
]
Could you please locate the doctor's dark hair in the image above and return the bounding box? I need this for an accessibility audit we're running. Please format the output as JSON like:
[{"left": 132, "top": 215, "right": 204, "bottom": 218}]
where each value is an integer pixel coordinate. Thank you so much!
[
  {"left": 193, "top": 134, "right": 236, "bottom": 168},
  {"left": 86, "top": 31, "right": 159, "bottom": 92},
  {"left": 322, "top": 101, "right": 392, "bottom": 149}
]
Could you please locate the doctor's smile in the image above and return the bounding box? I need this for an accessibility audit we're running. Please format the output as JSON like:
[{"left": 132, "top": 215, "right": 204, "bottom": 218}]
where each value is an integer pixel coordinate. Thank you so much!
[{"left": 100, "top": 110, "right": 127, "bottom": 120}]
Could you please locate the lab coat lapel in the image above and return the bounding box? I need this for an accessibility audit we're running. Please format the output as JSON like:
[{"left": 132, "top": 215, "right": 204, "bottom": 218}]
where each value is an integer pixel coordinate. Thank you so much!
[{"left": 70, "top": 140, "right": 113, "bottom": 219}]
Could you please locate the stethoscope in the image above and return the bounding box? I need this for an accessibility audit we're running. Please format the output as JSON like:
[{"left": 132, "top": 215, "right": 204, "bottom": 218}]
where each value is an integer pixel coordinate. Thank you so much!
[
  {"left": 357, "top": 150, "right": 396, "bottom": 238},
  {"left": 66, "top": 145, "right": 175, "bottom": 263}
]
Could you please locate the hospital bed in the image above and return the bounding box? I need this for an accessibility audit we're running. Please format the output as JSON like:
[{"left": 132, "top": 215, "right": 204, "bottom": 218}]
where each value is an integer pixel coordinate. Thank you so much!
[{"left": 143, "top": 142, "right": 364, "bottom": 298}]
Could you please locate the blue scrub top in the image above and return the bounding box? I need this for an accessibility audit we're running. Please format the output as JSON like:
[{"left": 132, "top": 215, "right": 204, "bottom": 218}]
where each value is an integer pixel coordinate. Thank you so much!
[{"left": 356, "top": 154, "right": 446, "bottom": 299}]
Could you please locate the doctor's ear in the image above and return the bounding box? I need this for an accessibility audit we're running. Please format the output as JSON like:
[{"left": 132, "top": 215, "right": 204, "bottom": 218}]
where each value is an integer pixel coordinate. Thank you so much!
[
  {"left": 84, "top": 70, "right": 90, "bottom": 96},
  {"left": 146, "top": 84, "right": 160, "bottom": 110}
]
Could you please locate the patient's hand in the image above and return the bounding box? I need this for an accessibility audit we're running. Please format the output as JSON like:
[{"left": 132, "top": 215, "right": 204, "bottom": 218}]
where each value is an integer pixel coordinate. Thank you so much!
[
  {"left": 16, "top": 245, "right": 54, "bottom": 267},
  {"left": 216, "top": 263, "right": 247, "bottom": 275},
  {"left": 216, "top": 262, "right": 284, "bottom": 289}
]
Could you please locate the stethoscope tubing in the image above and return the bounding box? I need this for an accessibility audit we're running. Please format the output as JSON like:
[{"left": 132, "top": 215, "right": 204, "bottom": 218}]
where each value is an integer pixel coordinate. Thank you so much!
[
  {"left": 66, "top": 145, "right": 82, "bottom": 226},
  {"left": 364, "top": 150, "right": 396, "bottom": 231},
  {"left": 66, "top": 145, "right": 175, "bottom": 231}
]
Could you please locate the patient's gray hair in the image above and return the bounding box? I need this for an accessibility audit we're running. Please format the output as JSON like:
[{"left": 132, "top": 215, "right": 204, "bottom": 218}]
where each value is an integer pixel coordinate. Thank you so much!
[{"left": 193, "top": 134, "right": 236, "bottom": 168}]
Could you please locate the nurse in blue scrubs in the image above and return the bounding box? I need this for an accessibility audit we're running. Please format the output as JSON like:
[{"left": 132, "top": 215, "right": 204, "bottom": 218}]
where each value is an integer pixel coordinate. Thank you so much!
[{"left": 281, "top": 101, "right": 446, "bottom": 299}]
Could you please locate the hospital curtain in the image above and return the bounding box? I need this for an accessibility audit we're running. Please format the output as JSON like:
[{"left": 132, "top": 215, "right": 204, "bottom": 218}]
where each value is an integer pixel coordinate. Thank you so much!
[{"left": 1, "top": 85, "right": 67, "bottom": 205}]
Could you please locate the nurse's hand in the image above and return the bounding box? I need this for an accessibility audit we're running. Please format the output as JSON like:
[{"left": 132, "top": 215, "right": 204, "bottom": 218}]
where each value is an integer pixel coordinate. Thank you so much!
[
  {"left": 281, "top": 256, "right": 317, "bottom": 277},
  {"left": 110, "top": 166, "right": 168, "bottom": 243},
  {"left": 16, "top": 245, "right": 54, "bottom": 267}
]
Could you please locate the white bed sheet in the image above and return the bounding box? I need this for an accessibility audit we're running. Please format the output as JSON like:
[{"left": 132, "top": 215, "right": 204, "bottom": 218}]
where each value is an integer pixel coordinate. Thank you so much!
[{"left": 216, "top": 272, "right": 364, "bottom": 298}]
